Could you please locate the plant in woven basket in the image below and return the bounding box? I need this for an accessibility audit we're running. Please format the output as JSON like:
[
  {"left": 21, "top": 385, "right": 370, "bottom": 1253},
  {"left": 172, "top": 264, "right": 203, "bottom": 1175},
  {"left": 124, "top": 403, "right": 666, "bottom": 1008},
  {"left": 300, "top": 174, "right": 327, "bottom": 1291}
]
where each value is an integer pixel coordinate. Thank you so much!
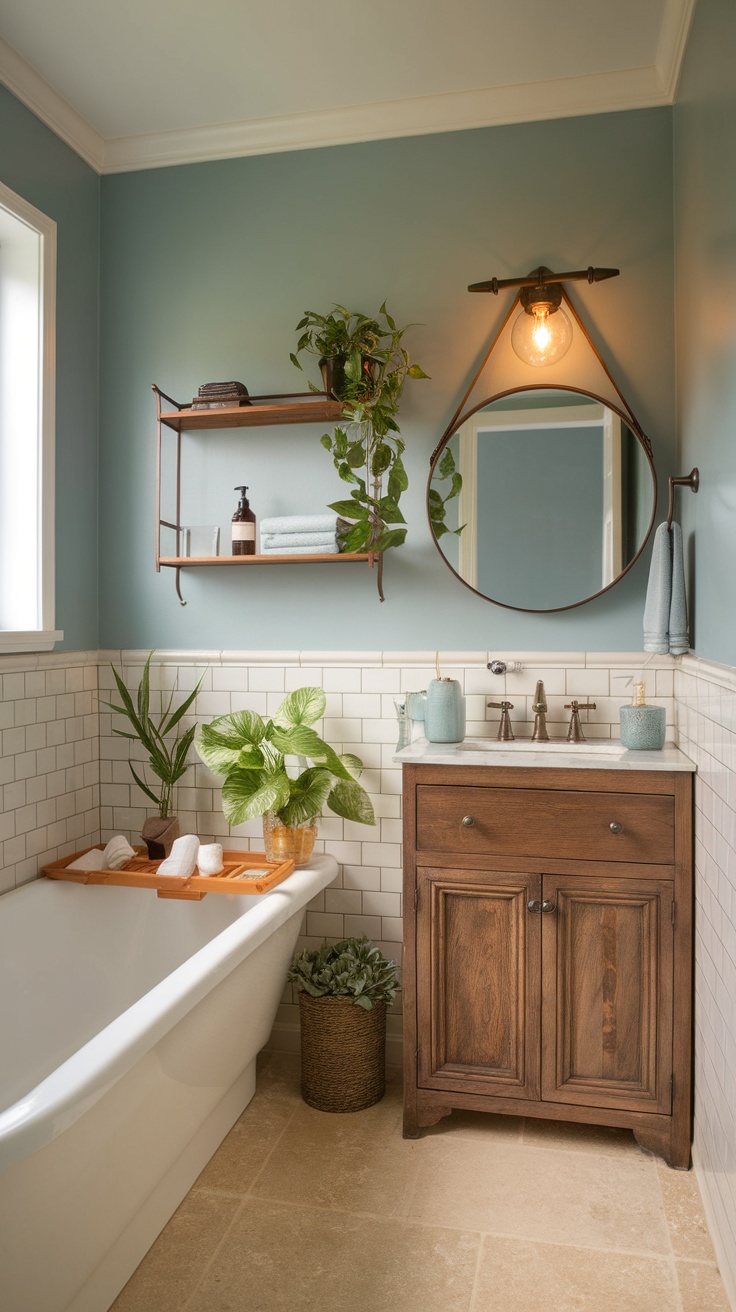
[{"left": 288, "top": 937, "right": 399, "bottom": 1010}]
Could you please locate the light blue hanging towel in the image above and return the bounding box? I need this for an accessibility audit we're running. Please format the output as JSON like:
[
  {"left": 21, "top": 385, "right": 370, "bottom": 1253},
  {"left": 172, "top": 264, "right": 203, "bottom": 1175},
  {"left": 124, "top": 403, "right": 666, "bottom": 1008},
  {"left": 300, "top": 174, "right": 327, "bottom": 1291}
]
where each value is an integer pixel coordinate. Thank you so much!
[{"left": 643, "top": 521, "right": 689, "bottom": 655}]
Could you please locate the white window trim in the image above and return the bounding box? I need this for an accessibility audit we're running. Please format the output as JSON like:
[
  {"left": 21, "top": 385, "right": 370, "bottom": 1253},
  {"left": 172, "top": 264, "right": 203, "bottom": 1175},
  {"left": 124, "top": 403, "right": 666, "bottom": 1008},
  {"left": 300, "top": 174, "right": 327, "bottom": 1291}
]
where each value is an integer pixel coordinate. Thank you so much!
[{"left": 0, "top": 180, "right": 62, "bottom": 653}]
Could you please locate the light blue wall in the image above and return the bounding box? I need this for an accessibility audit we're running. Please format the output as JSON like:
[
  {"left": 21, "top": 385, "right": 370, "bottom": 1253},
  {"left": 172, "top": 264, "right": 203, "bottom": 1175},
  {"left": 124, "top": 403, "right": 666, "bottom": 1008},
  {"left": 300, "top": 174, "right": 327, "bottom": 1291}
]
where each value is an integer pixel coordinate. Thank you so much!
[
  {"left": 99, "top": 109, "right": 675, "bottom": 651},
  {"left": 675, "top": 0, "right": 736, "bottom": 667},
  {"left": 0, "top": 86, "right": 99, "bottom": 651}
]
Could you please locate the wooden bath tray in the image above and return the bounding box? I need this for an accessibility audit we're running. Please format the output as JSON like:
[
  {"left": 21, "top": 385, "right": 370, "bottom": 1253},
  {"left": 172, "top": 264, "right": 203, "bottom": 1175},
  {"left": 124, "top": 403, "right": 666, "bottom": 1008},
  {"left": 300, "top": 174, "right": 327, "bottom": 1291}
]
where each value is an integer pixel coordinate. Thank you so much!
[{"left": 41, "top": 847, "right": 296, "bottom": 899}]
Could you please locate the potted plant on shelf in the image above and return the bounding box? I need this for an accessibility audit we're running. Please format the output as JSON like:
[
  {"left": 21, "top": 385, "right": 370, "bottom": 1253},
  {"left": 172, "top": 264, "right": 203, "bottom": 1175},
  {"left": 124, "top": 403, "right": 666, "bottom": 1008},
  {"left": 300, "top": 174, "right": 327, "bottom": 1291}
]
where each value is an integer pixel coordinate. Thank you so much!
[
  {"left": 291, "top": 302, "right": 429, "bottom": 555},
  {"left": 195, "top": 686, "right": 374, "bottom": 864},
  {"left": 105, "top": 651, "right": 203, "bottom": 857},
  {"left": 288, "top": 937, "right": 400, "bottom": 1111}
]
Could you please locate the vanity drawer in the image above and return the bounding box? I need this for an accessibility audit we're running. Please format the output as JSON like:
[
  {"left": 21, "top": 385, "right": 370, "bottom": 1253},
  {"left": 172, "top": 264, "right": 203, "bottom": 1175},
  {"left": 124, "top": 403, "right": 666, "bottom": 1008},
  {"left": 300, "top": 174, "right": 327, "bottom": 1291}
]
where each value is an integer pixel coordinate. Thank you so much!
[{"left": 415, "top": 785, "right": 675, "bottom": 865}]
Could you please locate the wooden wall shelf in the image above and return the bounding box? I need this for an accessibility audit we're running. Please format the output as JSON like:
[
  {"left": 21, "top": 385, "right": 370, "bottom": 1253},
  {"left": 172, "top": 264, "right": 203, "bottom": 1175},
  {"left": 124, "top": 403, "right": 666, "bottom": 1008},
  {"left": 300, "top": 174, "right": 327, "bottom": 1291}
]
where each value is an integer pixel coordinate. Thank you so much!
[{"left": 153, "top": 383, "right": 384, "bottom": 603}]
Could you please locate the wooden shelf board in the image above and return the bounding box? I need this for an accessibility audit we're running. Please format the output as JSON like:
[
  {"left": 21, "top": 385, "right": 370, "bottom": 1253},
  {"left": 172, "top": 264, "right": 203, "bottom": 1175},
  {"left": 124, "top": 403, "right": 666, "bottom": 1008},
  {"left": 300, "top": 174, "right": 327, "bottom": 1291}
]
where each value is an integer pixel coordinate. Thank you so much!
[
  {"left": 160, "top": 399, "right": 345, "bottom": 431},
  {"left": 159, "top": 552, "right": 374, "bottom": 567}
]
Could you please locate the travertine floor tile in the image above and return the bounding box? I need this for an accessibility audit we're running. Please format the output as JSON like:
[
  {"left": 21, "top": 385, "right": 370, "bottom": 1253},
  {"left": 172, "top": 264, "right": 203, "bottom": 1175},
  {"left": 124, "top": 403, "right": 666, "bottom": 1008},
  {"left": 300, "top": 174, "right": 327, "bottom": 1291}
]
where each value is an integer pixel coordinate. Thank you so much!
[
  {"left": 252, "top": 1081, "right": 421, "bottom": 1216},
  {"left": 109, "top": 1189, "right": 240, "bottom": 1312},
  {"left": 676, "top": 1258, "right": 732, "bottom": 1311},
  {"left": 405, "top": 1137, "right": 671, "bottom": 1254},
  {"left": 253, "top": 1050, "right": 302, "bottom": 1100},
  {"left": 521, "top": 1117, "right": 643, "bottom": 1158},
  {"left": 657, "top": 1161, "right": 720, "bottom": 1261},
  {"left": 472, "top": 1235, "right": 679, "bottom": 1311},
  {"left": 194, "top": 1093, "right": 296, "bottom": 1194},
  {"left": 424, "top": 1109, "right": 523, "bottom": 1141},
  {"left": 186, "top": 1201, "right": 480, "bottom": 1312}
]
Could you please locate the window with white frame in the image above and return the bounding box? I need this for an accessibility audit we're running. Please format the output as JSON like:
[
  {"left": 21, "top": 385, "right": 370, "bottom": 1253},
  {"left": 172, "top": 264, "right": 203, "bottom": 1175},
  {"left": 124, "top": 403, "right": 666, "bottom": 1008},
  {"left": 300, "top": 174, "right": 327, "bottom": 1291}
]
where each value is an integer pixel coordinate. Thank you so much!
[{"left": 0, "top": 180, "right": 60, "bottom": 652}]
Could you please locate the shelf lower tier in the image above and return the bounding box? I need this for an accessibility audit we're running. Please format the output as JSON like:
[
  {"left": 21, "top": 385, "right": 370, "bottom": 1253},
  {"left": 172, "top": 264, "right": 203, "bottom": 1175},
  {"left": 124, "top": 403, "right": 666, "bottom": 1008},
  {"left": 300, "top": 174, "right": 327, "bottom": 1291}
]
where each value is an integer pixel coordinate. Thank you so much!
[{"left": 159, "top": 552, "right": 373, "bottom": 566}]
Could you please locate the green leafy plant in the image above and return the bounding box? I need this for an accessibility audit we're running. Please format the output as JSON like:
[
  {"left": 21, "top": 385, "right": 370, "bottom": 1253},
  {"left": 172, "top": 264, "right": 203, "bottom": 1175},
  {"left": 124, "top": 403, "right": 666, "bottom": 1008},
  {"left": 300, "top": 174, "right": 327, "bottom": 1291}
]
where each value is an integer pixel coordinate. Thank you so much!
[
  {"left": 288, "top": 937, "right": 399, "bottom": 1010},
  {"left": 429, "top": 445, "right": 465, "bottom": 540},
  {"left": 291, "top": 302, "right": 429, "bottom": 554},
  {"left": 195, "top": 686, "right": 375, "bottom": 829},
  {"left": 105, "top": 651, "right": 202, "bottom": 818}
]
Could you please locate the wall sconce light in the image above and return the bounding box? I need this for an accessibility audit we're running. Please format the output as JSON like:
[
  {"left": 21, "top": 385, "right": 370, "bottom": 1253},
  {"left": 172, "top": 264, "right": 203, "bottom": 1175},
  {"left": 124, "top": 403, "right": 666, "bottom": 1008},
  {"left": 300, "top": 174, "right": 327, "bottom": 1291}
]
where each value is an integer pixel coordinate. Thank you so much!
[{"left": 468, "top": 265, "right": 620, "bottom": 367}]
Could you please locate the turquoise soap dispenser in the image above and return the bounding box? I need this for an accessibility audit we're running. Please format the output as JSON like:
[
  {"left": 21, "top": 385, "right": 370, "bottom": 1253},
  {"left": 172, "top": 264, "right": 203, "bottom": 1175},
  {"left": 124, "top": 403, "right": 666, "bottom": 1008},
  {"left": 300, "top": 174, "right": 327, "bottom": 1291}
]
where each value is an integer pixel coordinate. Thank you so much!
[
  {"left": 425, "top": 677, "right": 466, "bottom": 743},
  {"left": 619, "top": 680, "right": 666, "bottom": 750}
]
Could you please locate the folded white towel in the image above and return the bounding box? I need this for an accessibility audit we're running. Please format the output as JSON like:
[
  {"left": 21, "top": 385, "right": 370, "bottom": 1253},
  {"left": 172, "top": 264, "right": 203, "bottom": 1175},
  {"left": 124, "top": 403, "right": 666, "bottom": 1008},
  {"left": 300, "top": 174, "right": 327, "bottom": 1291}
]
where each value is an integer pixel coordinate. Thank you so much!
[
  {"left": 157, "top": 834, "right": 199, "bottom": 878},
  {"left": 261, "top": 530, "right": 340, "bottom": 549},
  {"left": 259, "top": 514, "right": 337, "bottom": 535},
  {"left": 67, "top": 848, "right": 106, "bottom": 871},
  {"left": 103, "top": 835, "right": 137, "bottom": 870},
  {"left": 197, "top": 843, "right": 224, "bottom": 876},
  {"left": 259, "top": 541, "right": 338, "bottom": 556}
]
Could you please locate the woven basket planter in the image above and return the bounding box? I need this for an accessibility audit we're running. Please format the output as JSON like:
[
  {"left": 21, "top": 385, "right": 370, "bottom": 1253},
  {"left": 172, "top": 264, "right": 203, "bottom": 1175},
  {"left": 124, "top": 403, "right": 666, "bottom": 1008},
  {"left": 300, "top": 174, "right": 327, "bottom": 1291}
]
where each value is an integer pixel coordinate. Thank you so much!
[{"left": 298, "top": 994, "right": 386, "bottom": 1112}]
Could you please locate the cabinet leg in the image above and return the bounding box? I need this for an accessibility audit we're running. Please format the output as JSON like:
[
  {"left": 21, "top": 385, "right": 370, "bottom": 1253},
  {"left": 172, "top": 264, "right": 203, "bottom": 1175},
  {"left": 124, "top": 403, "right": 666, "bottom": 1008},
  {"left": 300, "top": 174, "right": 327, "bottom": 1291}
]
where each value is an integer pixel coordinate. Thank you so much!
[
  {"left": 633, "top": 1124, "right": 691, "bottom": 1170},
  {"left": 404, "top": 1102, "right": 453, "bottom": 1138}
]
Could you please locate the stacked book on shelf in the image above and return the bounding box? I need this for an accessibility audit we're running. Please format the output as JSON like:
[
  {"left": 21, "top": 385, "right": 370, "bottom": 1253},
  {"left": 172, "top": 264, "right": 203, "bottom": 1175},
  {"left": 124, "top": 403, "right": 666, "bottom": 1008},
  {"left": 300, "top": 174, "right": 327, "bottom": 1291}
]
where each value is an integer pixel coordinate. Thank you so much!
[{"left": 191, "top": 381, "right": 251, "bottom": 409}]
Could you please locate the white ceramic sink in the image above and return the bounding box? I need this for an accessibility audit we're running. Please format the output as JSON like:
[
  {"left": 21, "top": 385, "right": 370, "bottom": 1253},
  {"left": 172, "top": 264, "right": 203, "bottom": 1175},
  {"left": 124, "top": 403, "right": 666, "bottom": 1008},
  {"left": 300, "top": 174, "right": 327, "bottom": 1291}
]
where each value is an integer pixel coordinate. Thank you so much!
[{"left": 458, "top": 738, "right": 626, "bottom": 756}]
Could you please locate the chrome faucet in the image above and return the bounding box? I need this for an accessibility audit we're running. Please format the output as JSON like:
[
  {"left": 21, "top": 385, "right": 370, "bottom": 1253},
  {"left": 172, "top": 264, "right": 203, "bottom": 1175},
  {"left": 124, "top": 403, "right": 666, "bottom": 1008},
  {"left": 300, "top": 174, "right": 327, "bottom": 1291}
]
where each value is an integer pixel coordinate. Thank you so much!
[{"left": 531, "top": 680, "right": 550, "bottom": 742}]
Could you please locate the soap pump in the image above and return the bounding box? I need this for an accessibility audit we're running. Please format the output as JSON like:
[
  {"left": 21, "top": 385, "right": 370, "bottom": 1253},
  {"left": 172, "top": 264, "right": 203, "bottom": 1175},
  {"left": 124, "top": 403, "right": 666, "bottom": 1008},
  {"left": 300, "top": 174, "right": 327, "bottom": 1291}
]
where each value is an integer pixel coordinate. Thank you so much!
[
  {"left": 619, "top": 679, "right": 666, "bottom": 751},
  {"left": 232, "top": 486, "right": 256, "bottom": 556}
]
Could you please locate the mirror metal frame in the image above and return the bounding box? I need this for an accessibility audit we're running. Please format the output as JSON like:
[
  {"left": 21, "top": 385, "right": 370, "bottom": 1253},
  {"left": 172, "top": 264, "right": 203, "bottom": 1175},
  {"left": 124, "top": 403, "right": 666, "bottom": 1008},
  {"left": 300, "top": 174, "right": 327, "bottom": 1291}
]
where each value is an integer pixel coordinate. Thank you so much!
[{"left": 428, "top": 382, "right": 657, "bottom": 613}]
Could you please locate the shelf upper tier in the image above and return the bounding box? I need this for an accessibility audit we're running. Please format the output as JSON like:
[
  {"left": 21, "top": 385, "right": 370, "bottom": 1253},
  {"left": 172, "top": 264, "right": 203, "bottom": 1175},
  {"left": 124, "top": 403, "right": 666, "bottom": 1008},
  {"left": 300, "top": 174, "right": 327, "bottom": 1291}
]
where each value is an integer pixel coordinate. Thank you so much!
[
  {"left": 157, "top": 394, "right": 345, "bottom": 432},
  {"left": 159, "top": 553, "right": 374, "bottom": 567}
]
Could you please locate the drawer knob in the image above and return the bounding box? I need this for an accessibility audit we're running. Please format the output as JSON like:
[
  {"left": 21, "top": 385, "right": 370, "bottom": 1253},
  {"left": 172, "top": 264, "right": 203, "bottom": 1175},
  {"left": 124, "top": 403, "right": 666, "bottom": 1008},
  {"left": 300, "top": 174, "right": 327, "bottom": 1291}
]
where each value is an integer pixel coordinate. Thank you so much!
[
  {"left": 609, "top": 821, "right": 624, "bottom": 834},
  {"left": 461, "top": 815, "right": 475, "bottom": 827}
]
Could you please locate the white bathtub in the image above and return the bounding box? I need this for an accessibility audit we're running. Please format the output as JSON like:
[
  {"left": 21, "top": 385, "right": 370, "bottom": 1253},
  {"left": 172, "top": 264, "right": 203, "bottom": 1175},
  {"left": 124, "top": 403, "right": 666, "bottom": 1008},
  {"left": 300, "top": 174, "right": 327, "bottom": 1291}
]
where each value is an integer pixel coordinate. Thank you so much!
[{"left": 0, "top": 856, "right": 336, "bottom": 1312}]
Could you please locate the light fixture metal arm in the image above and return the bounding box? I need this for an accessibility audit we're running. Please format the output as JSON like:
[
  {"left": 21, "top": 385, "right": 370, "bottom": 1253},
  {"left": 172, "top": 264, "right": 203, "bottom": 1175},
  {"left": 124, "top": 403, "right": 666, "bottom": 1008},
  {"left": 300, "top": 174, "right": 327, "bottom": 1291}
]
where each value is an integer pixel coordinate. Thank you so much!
[{"left": 467, "top": 265, "right": 620, "bottom": 294}]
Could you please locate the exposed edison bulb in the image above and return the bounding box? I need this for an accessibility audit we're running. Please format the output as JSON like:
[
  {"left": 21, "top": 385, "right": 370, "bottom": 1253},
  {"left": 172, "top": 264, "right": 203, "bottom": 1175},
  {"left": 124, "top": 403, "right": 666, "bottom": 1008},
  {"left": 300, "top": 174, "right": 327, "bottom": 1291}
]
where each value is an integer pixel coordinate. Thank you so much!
[{"left": 511, "top": 300, "right": 573, "bottom": 367}]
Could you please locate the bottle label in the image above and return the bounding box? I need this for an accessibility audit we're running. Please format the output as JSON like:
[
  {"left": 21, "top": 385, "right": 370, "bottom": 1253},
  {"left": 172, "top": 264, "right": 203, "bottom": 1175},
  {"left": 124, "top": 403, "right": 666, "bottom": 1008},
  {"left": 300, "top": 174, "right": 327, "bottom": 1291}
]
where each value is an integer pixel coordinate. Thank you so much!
[{"left": 232, "top": 524, "right": 256, "bottom": 542}]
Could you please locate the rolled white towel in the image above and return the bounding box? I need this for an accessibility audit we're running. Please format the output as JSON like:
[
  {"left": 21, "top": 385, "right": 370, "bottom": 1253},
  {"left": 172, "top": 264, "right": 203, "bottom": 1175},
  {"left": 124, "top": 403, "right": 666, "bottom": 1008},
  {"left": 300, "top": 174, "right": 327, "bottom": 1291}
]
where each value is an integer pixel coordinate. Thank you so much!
[
  {"left": 103, "top": 835, "right": 137, "bottom": 870},
  {"left": 67, "top": 848, "right": 106, "bottom": 871},
  {"left": 261, "top": 530, "right": 339, "bottom": 549},
  {"left": 259, "top": 541, "right": 338, "bottom": 555},
  {"left": 197, "top": 843, "right": 224, "bottom": 876},
  {"left": 157, "top": 833, "right": 200, "bottom": 878}
]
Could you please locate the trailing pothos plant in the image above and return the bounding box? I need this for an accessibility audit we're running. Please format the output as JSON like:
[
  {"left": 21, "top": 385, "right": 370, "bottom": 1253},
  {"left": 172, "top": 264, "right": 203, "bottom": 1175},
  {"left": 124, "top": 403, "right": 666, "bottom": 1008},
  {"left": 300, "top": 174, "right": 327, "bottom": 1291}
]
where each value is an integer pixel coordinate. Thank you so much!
[
  {"left": 291, "top": 302, "right": 429, "bottom": 554},
  {"left": 429, "top": 445, "right": 465, "bottom": 542},
  {"left": 195, "top": 686, "right": 375, "bottom": 829}
]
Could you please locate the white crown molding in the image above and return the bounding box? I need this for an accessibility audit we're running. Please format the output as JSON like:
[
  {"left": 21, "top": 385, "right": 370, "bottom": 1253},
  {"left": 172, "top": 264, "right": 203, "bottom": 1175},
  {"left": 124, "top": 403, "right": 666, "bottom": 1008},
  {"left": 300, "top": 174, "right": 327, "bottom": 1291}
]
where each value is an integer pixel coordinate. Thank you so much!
[
  {"left": 655, "top": 0, "right": 698, "bottom": 101},
  {"left": 100, "top": 65, "right": 669, "bottom": 174},
  {"left": 0, "top": 38, "right": 104, "bottom": 171}
]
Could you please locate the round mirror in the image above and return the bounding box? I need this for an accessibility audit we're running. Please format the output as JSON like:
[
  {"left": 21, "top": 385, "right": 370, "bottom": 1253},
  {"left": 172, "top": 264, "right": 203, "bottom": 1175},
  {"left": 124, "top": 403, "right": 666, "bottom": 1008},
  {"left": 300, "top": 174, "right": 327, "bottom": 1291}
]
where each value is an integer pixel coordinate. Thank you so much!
[{"left": 428, "top": 387, "right": 656, "bottom": 612}]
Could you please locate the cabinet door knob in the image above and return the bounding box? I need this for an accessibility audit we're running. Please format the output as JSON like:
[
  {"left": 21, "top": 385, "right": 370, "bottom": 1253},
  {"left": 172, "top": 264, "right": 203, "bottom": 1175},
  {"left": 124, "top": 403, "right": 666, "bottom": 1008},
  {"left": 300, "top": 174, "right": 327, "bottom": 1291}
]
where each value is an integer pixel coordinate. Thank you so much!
[
  {"left": 462, "top": 815, "right": 475, "bottom": 827},
  {"left": 527, "top": 899, "right": 542, "bottom": 913},
  {"left": 609, "top": 821, "right": 624, "bottom": 834},
  {"left": 541, "top": 899, "right": 556, "bottom": 913}
]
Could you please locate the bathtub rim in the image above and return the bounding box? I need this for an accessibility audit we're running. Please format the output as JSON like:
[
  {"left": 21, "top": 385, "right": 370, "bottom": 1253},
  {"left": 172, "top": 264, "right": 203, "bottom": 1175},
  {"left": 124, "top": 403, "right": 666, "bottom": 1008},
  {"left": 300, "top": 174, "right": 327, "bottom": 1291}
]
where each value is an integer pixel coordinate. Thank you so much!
[{"left": 0, "top": 855, "right": 336, "bottom": 1171}]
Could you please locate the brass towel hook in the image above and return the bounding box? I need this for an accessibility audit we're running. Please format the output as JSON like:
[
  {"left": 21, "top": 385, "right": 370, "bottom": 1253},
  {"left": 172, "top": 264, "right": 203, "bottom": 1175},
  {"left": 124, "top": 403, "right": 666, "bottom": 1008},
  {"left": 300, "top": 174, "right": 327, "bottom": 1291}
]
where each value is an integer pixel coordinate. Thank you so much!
[{"left": 666, "top": 468, "right": 699, "bottom": 530}]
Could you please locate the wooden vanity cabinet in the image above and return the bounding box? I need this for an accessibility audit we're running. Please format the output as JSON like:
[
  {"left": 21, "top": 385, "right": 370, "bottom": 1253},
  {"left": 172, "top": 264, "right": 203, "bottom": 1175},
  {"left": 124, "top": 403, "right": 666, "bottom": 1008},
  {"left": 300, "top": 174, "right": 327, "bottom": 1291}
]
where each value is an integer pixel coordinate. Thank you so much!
[{"left": 402, "top": 763, "right": 694, "bottom": 1168}]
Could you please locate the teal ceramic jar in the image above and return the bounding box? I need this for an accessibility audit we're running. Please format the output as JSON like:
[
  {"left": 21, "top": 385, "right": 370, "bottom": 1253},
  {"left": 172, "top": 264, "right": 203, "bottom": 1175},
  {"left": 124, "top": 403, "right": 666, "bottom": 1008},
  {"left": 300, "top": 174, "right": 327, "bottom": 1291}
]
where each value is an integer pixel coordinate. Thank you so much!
[
  {"left": 619, "top": 704, "right": 666, "bottom": 750},
  {"left": 425, "top": 678, "right": 466, "bottom": 743}
]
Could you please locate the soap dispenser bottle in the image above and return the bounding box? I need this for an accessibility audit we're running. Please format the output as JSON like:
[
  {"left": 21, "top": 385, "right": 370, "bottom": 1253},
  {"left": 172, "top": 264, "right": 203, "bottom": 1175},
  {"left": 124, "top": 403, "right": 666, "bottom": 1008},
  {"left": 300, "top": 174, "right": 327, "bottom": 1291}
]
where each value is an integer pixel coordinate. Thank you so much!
[
  {"left": 619, "top": 680, "right": 666, "bottom": 750},
  {"left": 232, "top": 485, "right": 256, "bottom": 556}
]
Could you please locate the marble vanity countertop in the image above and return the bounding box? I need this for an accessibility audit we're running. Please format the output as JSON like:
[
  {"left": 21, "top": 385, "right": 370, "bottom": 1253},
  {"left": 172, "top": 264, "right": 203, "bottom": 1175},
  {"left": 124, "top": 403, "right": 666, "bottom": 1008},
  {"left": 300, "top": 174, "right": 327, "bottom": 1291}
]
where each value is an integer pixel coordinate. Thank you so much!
[{"left": 394, "top": 737, "right": 696, "bottom": 772}]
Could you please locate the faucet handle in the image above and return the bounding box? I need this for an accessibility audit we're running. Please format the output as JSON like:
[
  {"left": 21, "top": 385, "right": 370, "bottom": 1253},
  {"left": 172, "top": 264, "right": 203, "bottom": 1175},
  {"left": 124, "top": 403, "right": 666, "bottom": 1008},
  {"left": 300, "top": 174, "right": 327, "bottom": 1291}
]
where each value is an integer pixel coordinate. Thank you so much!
[
  {"left": 488, "top": 700, "right": 515, "bottom": 742},
  {"left": 564, "top": 700, "right": 597, "bottom": 743}
]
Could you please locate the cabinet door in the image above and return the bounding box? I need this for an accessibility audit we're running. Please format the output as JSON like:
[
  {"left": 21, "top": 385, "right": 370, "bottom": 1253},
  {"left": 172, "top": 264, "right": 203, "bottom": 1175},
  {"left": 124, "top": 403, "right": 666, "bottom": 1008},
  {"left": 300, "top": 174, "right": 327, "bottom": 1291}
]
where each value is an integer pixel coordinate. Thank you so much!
[
  {"left": 541, "top": 875, "right": 673, "bottom": 1114},
  {"left": 416, "top": 866, "right": 541, "bottom": 1099}
]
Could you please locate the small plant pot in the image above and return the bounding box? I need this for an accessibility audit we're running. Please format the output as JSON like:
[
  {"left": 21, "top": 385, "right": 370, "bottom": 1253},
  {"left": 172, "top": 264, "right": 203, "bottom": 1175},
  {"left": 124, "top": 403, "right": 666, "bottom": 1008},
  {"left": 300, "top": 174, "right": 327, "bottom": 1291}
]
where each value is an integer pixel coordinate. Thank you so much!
[
  {"left": 319, "top": 355, "right": 347, "bottom": 398},
  {"left": 298, "top": 994, "right": 386, "bottom": 1112},
  {"left": 262, "top": 811, "right": 317, "bottom": 865}
]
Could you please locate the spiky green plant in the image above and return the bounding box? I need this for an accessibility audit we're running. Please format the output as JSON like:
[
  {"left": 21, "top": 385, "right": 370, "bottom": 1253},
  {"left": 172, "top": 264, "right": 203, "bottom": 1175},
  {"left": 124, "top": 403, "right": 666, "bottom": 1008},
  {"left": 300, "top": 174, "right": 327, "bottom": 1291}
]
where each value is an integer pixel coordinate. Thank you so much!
[
  {"left": 105, "top": 651, "right": 202, "bottom": 818},
  {"left": 288, "top": 937, "right": 399, "bottom": 1010}
]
